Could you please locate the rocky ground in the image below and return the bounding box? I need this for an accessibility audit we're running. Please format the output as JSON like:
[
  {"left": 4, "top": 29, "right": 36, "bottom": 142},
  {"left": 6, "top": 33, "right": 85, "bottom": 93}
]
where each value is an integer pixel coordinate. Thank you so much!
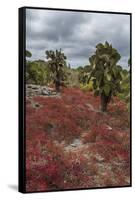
[{"left": 26, "top": 84, "right": 59, "bottom": 97}]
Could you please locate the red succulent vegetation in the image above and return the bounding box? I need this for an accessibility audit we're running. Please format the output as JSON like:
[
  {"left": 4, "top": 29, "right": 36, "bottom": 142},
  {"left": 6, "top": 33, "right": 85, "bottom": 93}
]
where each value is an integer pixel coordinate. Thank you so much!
[{"left": 26, "top": 87, "right": 130, "bottom": 192}]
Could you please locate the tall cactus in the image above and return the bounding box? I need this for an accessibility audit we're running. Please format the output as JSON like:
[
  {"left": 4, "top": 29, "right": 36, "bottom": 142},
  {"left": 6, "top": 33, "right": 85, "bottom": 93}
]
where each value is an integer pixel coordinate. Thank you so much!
[
  {"left": 45, "top": 49, "right": 67, "bottom": 92},
  {"left": 88, "top": 41, "right": 122, "bottom": 112}
]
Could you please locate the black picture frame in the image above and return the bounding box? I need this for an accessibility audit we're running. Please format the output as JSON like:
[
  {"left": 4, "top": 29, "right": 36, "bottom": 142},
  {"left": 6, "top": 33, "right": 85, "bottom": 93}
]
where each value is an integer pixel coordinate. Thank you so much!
[{"left": 19, "top": 6, "right": 132, "bottom": 193}]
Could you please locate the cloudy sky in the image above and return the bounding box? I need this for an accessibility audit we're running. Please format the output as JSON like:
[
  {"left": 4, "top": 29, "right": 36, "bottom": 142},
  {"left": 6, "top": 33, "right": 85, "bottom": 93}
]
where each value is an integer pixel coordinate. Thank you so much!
[{"left": 26, "top": 8, "right": 130, "bottom": 68}]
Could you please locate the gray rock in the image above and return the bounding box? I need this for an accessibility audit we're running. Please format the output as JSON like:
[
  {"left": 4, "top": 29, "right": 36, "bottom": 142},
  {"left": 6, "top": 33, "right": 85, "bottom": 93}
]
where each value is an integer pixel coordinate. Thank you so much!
[
  {"left": 41, "top": 88, "right": 50, "bottom": 95},
  {"left": 26, "top": 84, "right": 56, "bottom": 96}
]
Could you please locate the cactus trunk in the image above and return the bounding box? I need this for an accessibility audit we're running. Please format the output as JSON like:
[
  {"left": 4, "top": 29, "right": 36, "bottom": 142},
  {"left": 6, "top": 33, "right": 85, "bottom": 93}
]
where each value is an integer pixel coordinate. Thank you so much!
[
  {"left": 55, "top": 74, "right": 61, "bottom": 92},
  {"left": 100, "top": 93, "right": 111, "bottom": 112}
]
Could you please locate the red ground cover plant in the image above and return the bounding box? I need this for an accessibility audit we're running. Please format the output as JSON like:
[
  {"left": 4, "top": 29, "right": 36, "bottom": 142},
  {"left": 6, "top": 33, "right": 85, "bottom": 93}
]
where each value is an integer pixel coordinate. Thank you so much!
[{"left": 26, "top": 87, "right": 130, "bottom": 192}]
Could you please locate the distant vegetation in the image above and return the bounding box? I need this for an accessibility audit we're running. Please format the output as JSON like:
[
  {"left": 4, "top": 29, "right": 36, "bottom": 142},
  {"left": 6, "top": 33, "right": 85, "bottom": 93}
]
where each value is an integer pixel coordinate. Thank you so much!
[{"left": 26, "top": 41, "right": 130, "bottom": 112}]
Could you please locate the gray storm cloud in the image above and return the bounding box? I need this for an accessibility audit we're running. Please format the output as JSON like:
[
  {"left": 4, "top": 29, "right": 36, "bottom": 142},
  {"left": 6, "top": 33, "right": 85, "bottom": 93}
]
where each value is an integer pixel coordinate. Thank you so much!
[{"left": 26, "top": 8, "right": 130, "bottom": 68}]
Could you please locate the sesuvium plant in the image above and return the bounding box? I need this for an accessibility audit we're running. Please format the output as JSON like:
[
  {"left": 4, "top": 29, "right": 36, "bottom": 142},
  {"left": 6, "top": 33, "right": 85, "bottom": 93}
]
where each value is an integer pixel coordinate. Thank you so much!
[
  {"left": 88, "top": 41, "right": 123, "bottom": 112},
  {"left": 45, "top": 49, "right": 67, "bottom": 92}
]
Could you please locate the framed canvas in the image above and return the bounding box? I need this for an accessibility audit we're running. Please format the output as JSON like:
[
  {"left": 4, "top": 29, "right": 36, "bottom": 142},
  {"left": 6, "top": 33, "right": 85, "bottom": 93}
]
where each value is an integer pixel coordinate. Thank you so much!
[{"left": 19, "top": 6, "right": 132, "bottom": 193}]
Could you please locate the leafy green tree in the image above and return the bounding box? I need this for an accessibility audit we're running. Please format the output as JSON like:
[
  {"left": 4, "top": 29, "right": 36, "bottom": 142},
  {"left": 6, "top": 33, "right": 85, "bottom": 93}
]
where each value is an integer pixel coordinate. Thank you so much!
[
  {"left": 120, "top": 70, "right": 130, "bottom": 111},
  {"left": 45, "top": 49, "right": 67, "bottom": 92},
  {"left": 88, "top": 41, "right": 122, "bottom": 112},
  {"left": 26, "top": 60, "right": 51, "bottom": 85},
  {"left": 26, "top": 50, "right": 32, "bottom": 58},
  {"left": 26, "top": 62, "right": 44, "bottom": 84},
  {"left": 119, "top": 59, "right": 130, "bottom": 111},
  {"left": 128, "top": 58, "right": 131, "bottom": 67}
]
